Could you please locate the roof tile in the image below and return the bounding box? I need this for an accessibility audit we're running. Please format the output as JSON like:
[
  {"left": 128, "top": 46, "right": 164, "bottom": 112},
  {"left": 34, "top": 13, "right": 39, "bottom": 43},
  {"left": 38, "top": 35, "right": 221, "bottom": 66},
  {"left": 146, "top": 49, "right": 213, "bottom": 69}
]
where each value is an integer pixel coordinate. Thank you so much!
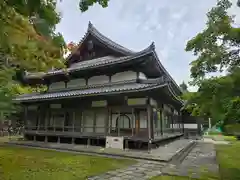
[{"left": 15, "top": 82, "right": 166, "bottom": 102}]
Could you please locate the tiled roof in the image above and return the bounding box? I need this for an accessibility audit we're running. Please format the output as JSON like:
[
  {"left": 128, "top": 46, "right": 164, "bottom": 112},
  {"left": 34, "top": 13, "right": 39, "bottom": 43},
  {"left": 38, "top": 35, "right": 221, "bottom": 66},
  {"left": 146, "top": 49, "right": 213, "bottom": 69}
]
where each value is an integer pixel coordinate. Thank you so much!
[
  {"left": 25, "top": 45, "right": 154, "bottom": 79},
  {"left": 65, "top": 22, "right": 135, "bottom": 63},
  {"left": 15, "top": 82, "right": 168, "bottom": 102}
]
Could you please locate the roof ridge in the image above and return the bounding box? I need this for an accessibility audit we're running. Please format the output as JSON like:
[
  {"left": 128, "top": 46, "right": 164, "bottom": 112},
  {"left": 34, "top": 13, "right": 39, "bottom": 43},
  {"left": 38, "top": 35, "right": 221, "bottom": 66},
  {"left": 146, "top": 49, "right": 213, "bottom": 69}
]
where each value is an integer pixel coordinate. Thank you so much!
[{"left": 87, "top": 21, "right": 135, "bottom": 55}]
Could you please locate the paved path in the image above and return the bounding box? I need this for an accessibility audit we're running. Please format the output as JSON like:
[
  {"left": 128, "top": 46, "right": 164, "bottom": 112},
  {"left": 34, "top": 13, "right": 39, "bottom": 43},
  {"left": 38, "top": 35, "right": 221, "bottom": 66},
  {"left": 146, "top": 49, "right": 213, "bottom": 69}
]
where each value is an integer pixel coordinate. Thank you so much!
[
  {"left": 88, "top": 142, "right": 219, "bottom": 180},
  {"left": 88, "top": 160, "right": 165, "bottom": 180},
  {"left": 162, "top": 142, "right": 219, "bottom": 179}
]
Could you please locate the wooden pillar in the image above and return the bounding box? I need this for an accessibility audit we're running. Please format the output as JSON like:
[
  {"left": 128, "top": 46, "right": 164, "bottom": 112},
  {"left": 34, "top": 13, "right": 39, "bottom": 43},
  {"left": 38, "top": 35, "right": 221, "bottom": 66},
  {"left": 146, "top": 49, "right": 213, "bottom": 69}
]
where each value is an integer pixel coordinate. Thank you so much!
[
  {"left": 45, "top": 108, "right": 48, "bottom": 131},
  {"left": 93, "top": 111, "right": 97, "bottom": 133},
  {"left": 105, "top": 108, "right": 109, "bottom": 135},
  {"left": 151, "top": 109, "right": 154, "bottom": 138},
  {"left": 37, "top": 106, "right": 40, "bottom": 130},
  {"left": 72, "top": 111, "right": 75, "bottom": 132},
  {"left": 178, "top": 114, "right": 181, "bottom": 133},
  {"left": 181, "top": 112, "right": 184, "bottom": 134},
  {"left": 53, "top": 112, "right": 56, "bottom": 132},
  {"left": 147, "top": 104, "right": 152, "bottom": 153},
  {"left": 160, "top": 109, "right": 163, "bottom": 136},
  {"left": 81, "top": 111, "right": 84, "bottom": 133},
  {"left": 87, "top": 138, "right": 90, "bottom": 147},
  {"left": 125, "top": 139, "right": 129, "bottom": 150},
  {"left": 108, "top": 107, "right": 112, "bottom": 134},
  {"left": 147, "top": 105, "right": 152, "bottom": 152},
  {"left": 131, "top": 108, "right": 134, "bottom": 136},
  {"left": 117, "top": 111, "right": 120, "bottom": 136},
  {"left": 45, "top": 136, "right": 48, "bottom": 143},
  {"left": 135, "top": 110, "right": 140, "bottom": 134},
  {"left": 24, "top": 105, "right": 28, "bottom": 131},
  {"left": 62, "top": 111, "right": 65, "bottom": 132}
]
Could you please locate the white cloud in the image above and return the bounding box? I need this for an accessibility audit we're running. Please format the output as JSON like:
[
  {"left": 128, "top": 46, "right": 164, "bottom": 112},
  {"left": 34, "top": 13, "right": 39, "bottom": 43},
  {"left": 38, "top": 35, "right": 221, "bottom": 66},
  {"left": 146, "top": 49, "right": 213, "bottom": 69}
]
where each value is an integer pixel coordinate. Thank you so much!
[{"left": 56, "top": 0, "right": 239, "bottom": 91}]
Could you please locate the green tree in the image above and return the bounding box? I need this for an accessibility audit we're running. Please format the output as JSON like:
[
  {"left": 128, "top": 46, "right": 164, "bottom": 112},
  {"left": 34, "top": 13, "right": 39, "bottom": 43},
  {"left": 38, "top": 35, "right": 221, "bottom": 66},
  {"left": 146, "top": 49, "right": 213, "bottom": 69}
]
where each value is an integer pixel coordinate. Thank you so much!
[
  {"left": 0, "top": 0, "right": 110, "bottom": 121},
  {"left": 184, "top": 0, "right": 240, "bottom": 126},
  {"left": 0, "top": 0, "right": 67, "bottom": 121},
  {"left": 79, "top": 0, "right": 109, "bottom": 12},
  {"left": 179, "top": 81, "right": 188, "bottom": 92}
]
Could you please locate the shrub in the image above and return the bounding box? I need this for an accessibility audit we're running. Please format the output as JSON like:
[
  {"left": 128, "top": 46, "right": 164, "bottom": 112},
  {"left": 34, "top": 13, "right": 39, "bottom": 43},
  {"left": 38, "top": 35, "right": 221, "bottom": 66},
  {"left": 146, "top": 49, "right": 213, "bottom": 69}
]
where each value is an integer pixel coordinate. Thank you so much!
[{"left": 224, "top": 124, "right": 240, "bottom": 135}]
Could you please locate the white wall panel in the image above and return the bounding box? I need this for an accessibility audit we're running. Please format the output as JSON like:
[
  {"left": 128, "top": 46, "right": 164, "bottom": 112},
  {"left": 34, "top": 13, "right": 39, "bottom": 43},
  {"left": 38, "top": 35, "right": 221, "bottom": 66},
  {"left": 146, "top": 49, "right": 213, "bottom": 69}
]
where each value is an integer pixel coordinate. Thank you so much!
[
  {"left": 49, "top": 82, "right": 65, "bottom": 91},
  {"left": 111, "top": 71, "right": 137, "bottom": 82},
  {"left": 88, "top": 75, "right": 109, "bottom": 85},
  {"left": 67, "top": 78, "right": 86, "bottom": 88}
]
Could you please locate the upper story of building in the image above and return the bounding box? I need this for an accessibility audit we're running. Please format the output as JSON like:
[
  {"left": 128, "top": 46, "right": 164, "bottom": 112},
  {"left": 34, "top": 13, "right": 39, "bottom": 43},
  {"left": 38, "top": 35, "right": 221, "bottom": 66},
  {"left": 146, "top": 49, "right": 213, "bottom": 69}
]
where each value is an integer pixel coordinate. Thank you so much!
[{"left": 21, "top": 22, "right": 182, "bottom": 97}]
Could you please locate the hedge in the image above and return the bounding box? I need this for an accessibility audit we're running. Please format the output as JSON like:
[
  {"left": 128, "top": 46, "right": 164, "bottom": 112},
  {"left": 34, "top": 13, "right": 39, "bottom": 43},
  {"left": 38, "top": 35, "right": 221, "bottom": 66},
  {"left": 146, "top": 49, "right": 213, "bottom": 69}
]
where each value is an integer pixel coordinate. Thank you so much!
[{"left": 224, "top": 124, "right": 240, "bottom": 135}]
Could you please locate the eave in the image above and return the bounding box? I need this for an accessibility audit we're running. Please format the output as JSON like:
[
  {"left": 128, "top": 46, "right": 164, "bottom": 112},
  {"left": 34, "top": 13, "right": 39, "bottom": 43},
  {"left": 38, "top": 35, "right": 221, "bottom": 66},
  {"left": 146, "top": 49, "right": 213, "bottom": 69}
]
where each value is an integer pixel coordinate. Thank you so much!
[
  {"left": 14, "top": 80, "right": 168, "bottom": 102},
  {"left": 22, "top": 45, "right": 182, "bottom": 97},
  {"left": 23, "top": 44, "right": 155, "bottom": 81},
  {"left": 151, "top": 49, "right": 183, "bottom": 96}
]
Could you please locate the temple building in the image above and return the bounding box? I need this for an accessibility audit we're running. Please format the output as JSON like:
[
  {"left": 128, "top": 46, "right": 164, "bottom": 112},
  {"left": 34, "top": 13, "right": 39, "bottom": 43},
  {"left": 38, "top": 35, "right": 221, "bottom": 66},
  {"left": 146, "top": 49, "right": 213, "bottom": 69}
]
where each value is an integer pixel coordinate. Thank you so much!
[{"left": 15, "top": 22, "right": 185, "bottom": 149}]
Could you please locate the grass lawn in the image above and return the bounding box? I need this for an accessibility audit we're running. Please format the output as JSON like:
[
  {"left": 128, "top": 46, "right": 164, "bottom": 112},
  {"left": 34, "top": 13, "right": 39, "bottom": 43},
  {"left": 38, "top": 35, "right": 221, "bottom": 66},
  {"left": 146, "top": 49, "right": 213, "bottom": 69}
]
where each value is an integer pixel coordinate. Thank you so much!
[
  {"left": 0, "top": 146, "right": 135, "bottom": 180},
  {"left": 217, "top": 142, "right": 240, "bottom": 180},
  {"left": 151, "top": 140, "right": 240, "bottom": 180}
]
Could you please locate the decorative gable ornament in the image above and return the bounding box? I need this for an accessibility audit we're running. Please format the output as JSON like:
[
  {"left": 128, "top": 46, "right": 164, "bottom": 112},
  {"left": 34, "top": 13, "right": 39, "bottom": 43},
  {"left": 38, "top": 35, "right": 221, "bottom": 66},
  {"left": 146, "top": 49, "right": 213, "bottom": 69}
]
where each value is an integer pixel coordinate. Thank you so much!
[{"left": 87, "top": 40, "right": 93, "bottom": 50}]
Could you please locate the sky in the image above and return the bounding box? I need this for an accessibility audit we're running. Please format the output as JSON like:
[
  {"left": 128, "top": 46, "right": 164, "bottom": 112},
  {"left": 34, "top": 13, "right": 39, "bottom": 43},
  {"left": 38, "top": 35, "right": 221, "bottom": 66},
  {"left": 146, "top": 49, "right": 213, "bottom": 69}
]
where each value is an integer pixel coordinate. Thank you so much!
[{"left": 56, "top": 0, "right": 240, "bottom": 91}]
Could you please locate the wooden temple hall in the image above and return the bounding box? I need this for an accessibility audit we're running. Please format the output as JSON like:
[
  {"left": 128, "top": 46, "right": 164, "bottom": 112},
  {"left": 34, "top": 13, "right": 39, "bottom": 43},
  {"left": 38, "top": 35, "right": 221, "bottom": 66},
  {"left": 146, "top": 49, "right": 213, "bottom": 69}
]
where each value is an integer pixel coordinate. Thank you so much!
[{"left": 15, "top": 22, "right": 185, "bottom": 150}]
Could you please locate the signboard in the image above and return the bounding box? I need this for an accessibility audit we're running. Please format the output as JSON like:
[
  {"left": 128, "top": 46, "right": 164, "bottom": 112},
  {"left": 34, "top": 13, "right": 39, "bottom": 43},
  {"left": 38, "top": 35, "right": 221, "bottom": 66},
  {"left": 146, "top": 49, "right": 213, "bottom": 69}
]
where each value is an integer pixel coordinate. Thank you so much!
[
  {"left": 27, "top": 106, "right": 38, "bottom": 110},
  {"left": 127, "top": 98, "right": 147, "bottom": 106},
  {"left": 50, "top": 104, "right": 62, "bottom": 109},
  {"left": 92, "top": 100, "right": 107, "bottom": 107},
  {"left": 106, "top": 136, "right": 124, "bottom": 149}
]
